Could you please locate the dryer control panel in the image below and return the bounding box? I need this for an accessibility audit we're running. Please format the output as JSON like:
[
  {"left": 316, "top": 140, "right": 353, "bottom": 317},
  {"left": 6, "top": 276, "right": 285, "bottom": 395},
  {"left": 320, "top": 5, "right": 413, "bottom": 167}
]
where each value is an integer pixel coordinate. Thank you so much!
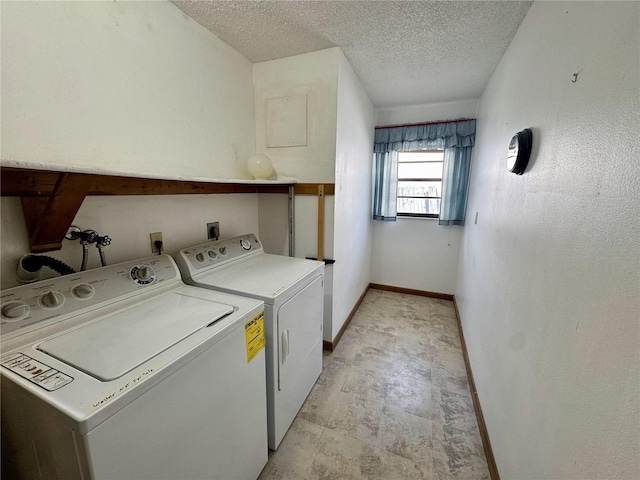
[
  {"left": 176, "top": 234, "right": 263, "bottom": 277},
  {"left": 1, "top": 255, "right": 180, "bottom": 338}
]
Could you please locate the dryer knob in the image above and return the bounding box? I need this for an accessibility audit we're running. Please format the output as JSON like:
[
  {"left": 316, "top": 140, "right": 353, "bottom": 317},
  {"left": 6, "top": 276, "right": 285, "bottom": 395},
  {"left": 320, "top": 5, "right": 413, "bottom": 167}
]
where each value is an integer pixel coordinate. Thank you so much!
[
  {"left": 219, "top": 247, "right": 227, "bottom": 256},
  {"left": 240, "top": 239, "right": 252, "bottom": 251},
  {"left": 195, "top": 252, "right": 206, "bottom": 263}
]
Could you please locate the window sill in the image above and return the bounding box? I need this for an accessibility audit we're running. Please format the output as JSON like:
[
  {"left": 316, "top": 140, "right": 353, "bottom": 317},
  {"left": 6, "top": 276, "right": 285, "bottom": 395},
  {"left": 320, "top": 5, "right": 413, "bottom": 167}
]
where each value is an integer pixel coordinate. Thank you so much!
[{"left": 396, "top": 214, "right": 440, "bottom": 221}]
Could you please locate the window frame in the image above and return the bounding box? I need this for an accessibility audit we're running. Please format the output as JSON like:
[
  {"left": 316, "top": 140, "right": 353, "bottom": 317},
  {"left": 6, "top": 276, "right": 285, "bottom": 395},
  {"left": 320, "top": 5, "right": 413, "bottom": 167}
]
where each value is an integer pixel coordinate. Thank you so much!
[{"left": 396, "top": 149, "right": 445, "bottom": 219}]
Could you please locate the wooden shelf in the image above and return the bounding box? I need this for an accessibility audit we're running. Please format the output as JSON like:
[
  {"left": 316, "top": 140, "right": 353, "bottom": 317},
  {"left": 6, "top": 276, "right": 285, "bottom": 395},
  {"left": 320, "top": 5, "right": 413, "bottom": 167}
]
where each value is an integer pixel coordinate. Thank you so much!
[
  {"left": 0, "top": 167, "right": 296, "bottom": 197},
  {"left": 1, "top": 166, "right": 335, "bottom": 253},
  {"left": 1, "top": 167, "right": 292, "bottom": 252}
]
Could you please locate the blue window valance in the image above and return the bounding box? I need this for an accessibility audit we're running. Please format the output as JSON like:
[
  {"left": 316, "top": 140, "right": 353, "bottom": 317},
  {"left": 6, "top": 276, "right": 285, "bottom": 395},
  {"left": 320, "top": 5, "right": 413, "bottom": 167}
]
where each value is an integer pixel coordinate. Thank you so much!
[{"left": 373, "top": 119, "right": 476, "bottom": 225}]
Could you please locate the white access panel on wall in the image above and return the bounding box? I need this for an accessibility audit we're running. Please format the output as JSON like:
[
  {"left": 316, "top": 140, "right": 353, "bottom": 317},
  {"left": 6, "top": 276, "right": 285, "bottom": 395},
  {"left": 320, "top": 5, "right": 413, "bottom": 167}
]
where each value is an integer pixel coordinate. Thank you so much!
[{"left": 266, "top": 94, "right": 307, "bottom": 147}]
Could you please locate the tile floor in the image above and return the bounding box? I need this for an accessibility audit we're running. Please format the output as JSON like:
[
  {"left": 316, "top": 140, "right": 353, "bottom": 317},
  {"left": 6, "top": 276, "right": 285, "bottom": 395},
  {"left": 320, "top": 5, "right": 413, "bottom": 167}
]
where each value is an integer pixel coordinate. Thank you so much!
[{"left": 258, "top": 288, "right": 489, "bottom": 480}]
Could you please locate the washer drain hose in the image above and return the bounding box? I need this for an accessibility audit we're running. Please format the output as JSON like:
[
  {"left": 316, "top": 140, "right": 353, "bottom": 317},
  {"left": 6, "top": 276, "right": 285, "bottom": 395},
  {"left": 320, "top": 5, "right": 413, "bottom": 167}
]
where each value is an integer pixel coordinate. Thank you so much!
[{"left": 17, "top": 255, "right": 76, "bottom": 283}]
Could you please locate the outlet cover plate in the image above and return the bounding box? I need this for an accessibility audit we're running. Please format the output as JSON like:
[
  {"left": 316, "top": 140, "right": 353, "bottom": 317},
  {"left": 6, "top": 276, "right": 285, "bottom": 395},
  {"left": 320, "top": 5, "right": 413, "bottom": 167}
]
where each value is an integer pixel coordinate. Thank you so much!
[
  {"left": 150, "top": 232, "right": 163, "bottom": 254},
  {"left": 207, "top": 222, "right": 219, "bottom": 240}
]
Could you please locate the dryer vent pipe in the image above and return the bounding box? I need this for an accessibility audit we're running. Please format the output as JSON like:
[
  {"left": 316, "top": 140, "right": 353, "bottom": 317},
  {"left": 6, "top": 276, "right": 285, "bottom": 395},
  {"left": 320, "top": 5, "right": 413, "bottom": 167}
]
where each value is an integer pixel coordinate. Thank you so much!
[{"left": 17, "top": 254, "right": 76, "bottom": 284}]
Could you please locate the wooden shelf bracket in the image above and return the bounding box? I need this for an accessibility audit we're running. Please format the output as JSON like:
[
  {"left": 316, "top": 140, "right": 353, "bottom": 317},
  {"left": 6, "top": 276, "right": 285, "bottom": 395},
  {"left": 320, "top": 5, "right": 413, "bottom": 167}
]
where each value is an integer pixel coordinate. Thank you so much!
[{"left": 21, "top": 173, "right": 90, "bottom": 252}]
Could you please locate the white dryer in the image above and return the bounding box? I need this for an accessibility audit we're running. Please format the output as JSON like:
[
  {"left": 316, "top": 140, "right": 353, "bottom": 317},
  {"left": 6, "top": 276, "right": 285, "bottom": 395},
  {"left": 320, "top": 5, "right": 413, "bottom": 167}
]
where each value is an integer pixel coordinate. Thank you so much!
[
  {"left": 176, "top": 234, "right": 324, "bottom": 450},
  {"left": 1, "top": 254, "right": 268, "bottom": 480}
]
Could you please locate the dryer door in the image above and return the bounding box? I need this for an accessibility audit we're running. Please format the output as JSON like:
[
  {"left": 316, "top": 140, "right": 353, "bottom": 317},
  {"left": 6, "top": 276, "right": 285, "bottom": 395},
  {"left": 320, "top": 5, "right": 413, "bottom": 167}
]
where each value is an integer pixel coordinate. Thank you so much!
[{"left": 277, "top": 275, "right": 323, "bottom": 393}]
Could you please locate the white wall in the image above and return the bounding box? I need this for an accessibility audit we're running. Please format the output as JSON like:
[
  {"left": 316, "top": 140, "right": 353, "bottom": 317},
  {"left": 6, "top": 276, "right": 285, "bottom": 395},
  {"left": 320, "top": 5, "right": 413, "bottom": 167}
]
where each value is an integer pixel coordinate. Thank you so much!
[
  {"left": 331, "top": 51, "right": 375, "bottom": 340},
  {"left": 376, "top": 99, "right": 478, "bottom": 127},
  {"left": 253, "top": 47, "right": 338, "bottom": 262},
  {"left": 253, "top": 48, "right": 375, "bottom": 343},
  {"left": 253, "top": 48, "right": 340, "bottom": 183},
  {"left": 371, "top": 100, "right": 478, "bottom": 295},
  {"left": 257, "top": 193, "right": 289, "bottom": 256},
  {"left": 371, "top": 219, "right": 462, "bottom": 294},
  {"left": 456, "top": 2, "right": 640, "bottom": 478},
  {"left": 0, "top": 1, "right": 262, "bottom": 286},
  {"left": 1, "top": 195, "right": 259, "bottom": 289},
  {"left": 1, "top": 1, "right": 255, "bottom": 179},
  {"left": 254, "top": 48, "right": 340, "bottom": 341}
]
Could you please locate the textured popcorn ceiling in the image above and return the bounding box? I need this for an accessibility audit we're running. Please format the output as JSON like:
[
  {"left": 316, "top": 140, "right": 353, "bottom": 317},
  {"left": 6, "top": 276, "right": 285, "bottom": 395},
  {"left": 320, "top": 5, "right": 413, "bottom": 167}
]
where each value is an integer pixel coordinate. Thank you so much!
[{"left": 171, "top": 0, "right": 532, "bottom": 108}]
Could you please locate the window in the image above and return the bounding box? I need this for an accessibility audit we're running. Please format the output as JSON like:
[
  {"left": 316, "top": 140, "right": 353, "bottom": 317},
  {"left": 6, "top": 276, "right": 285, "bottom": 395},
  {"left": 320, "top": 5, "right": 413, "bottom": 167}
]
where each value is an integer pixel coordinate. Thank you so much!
[{"left": 396, "top": 150, "right": 444, "bottom": 218}]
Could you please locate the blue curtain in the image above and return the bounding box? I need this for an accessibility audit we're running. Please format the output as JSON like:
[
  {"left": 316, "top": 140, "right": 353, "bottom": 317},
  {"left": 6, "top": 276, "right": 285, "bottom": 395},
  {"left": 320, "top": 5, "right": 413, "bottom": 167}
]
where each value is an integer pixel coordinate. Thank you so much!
[
  {"left": 439, "top": 146, "right": 473, "bottom": 226},
  {"left": 372, "top": 150, "right": 398, "bottom": 221},
  {"left": 372, "top": 119, "right": 475, "bottom": 225}
]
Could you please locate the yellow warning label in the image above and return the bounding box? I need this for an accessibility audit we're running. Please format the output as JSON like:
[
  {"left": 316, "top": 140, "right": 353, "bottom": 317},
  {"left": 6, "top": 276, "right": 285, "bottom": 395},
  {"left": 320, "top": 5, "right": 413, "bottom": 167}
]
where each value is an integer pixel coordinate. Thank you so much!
[{"left": 245, "top": 311, "right": 266, "bottom": 363}]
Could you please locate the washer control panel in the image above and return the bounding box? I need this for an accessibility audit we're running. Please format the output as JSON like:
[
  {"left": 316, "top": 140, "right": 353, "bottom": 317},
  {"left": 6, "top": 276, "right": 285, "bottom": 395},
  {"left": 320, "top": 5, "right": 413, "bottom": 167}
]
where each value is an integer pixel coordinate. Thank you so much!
[
  {"left": 1, "top": 255, "right": 180, "bottom": 337},
  {"left": 1, "top": 352, "right": 73, "bottom": 391},
  {"left": 176, "top": 234, "right": 263, "bottom": 275}
]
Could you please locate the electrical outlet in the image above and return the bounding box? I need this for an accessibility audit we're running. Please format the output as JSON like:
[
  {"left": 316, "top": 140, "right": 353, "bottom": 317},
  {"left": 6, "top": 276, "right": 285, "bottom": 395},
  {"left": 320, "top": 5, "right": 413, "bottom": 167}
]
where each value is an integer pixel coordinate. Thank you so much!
[
  {"left": 207, "top": 222, "right": 220, "bottom": 240},
  {"left": 150, "top": 232, "right": 163, "bottom": 254}
]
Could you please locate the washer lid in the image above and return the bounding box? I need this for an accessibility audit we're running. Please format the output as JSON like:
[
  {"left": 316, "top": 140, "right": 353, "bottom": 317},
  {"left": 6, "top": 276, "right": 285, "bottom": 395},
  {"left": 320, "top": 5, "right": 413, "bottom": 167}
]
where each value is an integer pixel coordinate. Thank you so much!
[{"left": 37, "top": 293, "right": 233, "bottom": 381}]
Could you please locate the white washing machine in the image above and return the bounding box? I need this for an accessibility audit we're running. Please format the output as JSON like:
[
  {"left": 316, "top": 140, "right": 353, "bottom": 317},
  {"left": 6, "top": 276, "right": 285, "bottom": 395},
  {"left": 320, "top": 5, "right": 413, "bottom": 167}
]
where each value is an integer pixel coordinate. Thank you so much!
[
  {"left": 176, "top": 233, "right": 324, "bottom": 450},
  {"left": 1, "top": 254, "right": 268, "bottom": 480}
]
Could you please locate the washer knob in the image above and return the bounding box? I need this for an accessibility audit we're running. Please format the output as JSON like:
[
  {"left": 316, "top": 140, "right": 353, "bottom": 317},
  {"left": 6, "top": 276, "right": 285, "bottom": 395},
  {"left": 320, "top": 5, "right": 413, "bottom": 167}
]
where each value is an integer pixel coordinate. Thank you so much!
[
  {"left": 195, "top": 252, "right": 206, "bottom": 263},
  {"left": 41, "top": 291, "right": 64, "bottom": 308},
  {"left": 240, "top": 238, "right": 252, "bottom": 251},
  {"left": 135, "top": 266, "right": 152, "bottom": 281},
  {"left": 219, "top": 247, "right": 227, "bottom": 256},
  {"left": 130, "top": 265, "right": 156, "bottom": 285},
  {"left": 72, "top": 283, "right": 94, "bottom": 299},
  {"left": 2, "top": 302, "right": 30, "bottom": 320},
  {"left": 207, "top": 250, "right": 217, "bottom": 259}
]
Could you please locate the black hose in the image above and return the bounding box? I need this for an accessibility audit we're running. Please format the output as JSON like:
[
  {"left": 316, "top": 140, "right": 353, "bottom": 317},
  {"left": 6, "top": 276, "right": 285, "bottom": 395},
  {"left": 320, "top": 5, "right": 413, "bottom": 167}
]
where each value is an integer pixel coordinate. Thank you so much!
[{"left": 21, "top": 255, "right": 76, "bottom": 276}]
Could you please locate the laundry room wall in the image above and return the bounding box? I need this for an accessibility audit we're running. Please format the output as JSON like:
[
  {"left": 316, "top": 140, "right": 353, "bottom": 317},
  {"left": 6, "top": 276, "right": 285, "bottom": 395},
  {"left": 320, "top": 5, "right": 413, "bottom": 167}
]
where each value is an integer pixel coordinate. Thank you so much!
[
  {"left": 257, "top": 193, "right": 290, "bottom": 256},
  {"left": 253, "top": 48, "right": 340, "bottom": 184},
  {"left": 253, "top": 47, "right": 375, "bottom": 344},
  {"left": 331, "top": 51, "right": 375, "bottom": 341},
  {"left": 253, "top": 46, "right": 340, "bottom": 258},
  {"left": 253, "top": 48, "right": 340, "bottom": 340},
  {"left": 0, "top": 1, "right": 264, "bottom": 285},
  {"left": 371, "top": 99, "right": 478, "bottom": 295},
  {"left": 253, "top": 47, "right": 339, "bottom": 263},
  {"left": 1, "top": 195, "right": 260, "bottom": 289},
  {"left": 376, "top": 99, "right": 478, "bottom": 128},
  {"left": 456, "top": 2, "right": 639, "bottom": 478},
  {"left": 1, "top": 1, "right": 256, "bottom": 179}
]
